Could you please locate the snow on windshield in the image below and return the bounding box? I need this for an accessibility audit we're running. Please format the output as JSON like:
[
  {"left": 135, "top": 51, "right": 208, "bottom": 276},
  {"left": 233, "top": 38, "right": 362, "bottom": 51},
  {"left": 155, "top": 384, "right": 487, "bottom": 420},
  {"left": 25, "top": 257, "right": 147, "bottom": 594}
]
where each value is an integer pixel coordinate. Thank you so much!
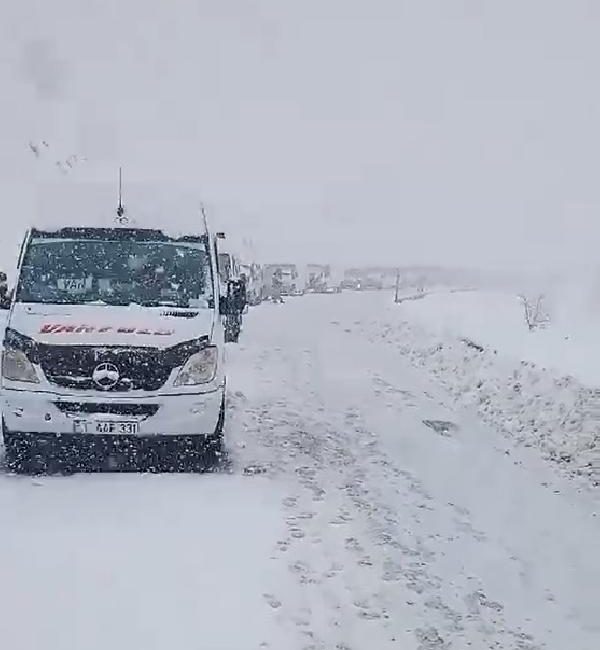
[{"left": 16, "top": 238, "right": 212, "bottom": 307}]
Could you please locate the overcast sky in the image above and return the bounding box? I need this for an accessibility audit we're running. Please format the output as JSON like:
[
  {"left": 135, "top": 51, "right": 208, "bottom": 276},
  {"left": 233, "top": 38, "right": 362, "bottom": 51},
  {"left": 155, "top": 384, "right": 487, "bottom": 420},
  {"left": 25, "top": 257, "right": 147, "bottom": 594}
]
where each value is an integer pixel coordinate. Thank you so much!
[{"left": 1, "top": 0, "right": 599, "bottom": 270}]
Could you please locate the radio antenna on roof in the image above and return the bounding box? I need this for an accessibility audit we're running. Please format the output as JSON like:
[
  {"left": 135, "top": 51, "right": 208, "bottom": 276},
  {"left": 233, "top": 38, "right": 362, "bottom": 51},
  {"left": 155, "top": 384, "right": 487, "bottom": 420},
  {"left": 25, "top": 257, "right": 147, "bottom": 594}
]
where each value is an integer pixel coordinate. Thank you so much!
[
  {"left": 115, "top": 167, "right": 129, "bottom": 225},
  {"left": 117, "top": 167, "right": 124, "bottom": 216}
]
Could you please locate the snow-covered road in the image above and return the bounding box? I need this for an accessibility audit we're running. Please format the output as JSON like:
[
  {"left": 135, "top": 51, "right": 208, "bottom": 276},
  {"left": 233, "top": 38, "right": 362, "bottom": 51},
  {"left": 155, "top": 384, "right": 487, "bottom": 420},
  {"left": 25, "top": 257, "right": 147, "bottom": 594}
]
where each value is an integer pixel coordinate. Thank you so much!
[{"left": 2, "top": 291, "right": 600, "bottom": 649}]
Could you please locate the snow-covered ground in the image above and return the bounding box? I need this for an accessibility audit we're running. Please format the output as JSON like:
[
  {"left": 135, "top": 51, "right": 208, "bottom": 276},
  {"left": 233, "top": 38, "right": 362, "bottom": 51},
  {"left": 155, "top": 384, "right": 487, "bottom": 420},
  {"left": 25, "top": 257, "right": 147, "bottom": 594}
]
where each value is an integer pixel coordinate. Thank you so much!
[
  {"left": 1, "top": 291, "right": 600, "bottom": 649},
  {"left": 394, "top": 289, "right": 600, "bottom": 386},
  {"left": 380, "top": 289, "right": 600, "bottom": 483},
  {"left": 0, "top": 474, "right": 287, "bottom": 650}
]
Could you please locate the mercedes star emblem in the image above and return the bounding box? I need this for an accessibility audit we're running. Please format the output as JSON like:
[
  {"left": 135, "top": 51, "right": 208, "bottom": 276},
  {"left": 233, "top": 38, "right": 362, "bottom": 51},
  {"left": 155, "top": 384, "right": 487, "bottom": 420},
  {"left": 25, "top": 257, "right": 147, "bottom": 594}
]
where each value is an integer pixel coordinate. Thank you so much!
[{"left": 92, "top": 362, "right": 120, "bottom": 390}]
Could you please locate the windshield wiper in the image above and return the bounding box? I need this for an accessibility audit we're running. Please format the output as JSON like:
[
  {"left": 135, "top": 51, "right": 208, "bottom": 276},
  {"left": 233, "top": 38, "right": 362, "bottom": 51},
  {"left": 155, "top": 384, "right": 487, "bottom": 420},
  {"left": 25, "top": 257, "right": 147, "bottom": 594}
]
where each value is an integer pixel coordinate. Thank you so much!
[
  {"left": 90, "top": 299, "right": 194, "bottom": 308},
  {"left": 19, "top": 297, "right": 85, "bottom": 306},
  {"left": 136, "top": 299, "right": 192, "bottom": 308},
  {"left": 86, "top": 298, "right": 136, "bottom": 306}
]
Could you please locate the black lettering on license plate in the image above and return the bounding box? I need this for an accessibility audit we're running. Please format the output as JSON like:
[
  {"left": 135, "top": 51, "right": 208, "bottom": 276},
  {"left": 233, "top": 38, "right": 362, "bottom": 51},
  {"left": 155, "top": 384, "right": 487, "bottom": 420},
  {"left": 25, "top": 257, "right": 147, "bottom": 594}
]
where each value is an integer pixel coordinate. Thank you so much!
[{"left": 94, "top": 422, "right": 139, "bottom": 434}]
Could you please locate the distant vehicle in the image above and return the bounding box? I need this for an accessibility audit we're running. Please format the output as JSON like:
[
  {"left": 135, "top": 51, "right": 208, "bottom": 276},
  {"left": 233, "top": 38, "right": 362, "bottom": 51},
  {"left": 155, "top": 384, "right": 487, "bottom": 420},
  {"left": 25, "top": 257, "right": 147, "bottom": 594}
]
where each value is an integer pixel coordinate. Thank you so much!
[
  {"left": 239, "top": 263, "right": 263, "bottom": 306},
  {"left": 1, "top": 220, "right": 232, "bottom": 473},
  {"left": 217, "top": 247, "right": 247, "bottom": 342},
  {"left": 327, "top": 267, "right": 344, "bottom": 293},
  {"left": 341, "top": 278, "right": 360, "bottom": 290},
  {"left": 262, "top": 264, "right": 300, "bottom": 298},
  {"left": 305, "top": 265, "right": 342, "bottom": 294},
  {"left": 357, "top": 277, "right": 383, "bottom": 291},
  {"left": 305, "top": 264, "right": 329, "bottom": 293},
  {"left": 343, "top": 267, "right": 390, "bottom": 291},
  {"left": 341, "top": 269, "right": 365, "bottom": 291},
  {"left": 217, "top": 251, "right": 240, "bottom": 287}
]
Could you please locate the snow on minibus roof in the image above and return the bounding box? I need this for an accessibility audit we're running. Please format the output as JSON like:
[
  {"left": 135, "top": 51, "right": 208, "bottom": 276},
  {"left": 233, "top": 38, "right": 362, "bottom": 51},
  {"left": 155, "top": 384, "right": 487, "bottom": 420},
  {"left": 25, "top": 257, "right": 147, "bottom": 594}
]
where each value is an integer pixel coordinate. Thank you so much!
[{"left": 29, "top": 226, "right": 206, "bottom": 244}]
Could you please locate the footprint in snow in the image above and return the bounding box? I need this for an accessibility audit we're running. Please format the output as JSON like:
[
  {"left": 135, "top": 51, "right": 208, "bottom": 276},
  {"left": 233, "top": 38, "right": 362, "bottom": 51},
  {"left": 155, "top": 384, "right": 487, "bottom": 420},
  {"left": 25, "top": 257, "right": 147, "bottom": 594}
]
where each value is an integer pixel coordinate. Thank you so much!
[
  {"left": 329, "top": 510, "right": 353, "bottom": 525},
  {"left": 464, "top": 589, "right": 504, "bottom": 614},
  {"left": 448, "top": 502, "right": 469, "bottom": 517},
  {"left": 323, "top": 563, "right": 344, "bottom": 579},
  {"left": 353, "top": 600, "right": 387, "bottom": 620},
  {"left": 382, "top": 559, "right": 403, "bottom": 582},
  {"left": 422, "top": 420, "right": 458, "bottom": 436},
  {"left": 291, "top": 615, "right": 311, "bottom": 628},
  {"left": 414, "top": 627, "right": 448, "bottom": 649},
  {"left": 453, "top": 518, "right": 488, "bottom": 542},
  {"left": 263, "top": 594, "right": 282, "bottom": 609},
  {"left": 423, "top": 596, "right": 464, "bottom": 631},
  {"left": 297, "top": 511, "right": 315, "bottom": 520}
]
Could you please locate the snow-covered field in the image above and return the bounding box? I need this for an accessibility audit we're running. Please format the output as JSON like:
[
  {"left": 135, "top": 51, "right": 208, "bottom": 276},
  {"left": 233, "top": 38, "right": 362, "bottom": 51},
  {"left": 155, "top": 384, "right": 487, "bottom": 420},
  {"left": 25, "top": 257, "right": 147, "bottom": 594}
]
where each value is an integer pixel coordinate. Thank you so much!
[
  {"left": 393, "top": 288, "right": 600, "bottom": 386},
  {"left": 1, "top": 291, "right": 600, "bottom": 649},
  {"left": 381, "top": 289, "right": 600, "bottom": 483}
]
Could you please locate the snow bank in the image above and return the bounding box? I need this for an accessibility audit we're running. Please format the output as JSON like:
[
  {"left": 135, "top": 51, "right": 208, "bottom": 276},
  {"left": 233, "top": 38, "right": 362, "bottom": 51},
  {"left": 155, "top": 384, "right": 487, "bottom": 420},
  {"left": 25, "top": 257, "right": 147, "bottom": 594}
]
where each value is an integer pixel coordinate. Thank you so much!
[
  {"left": 374, "top": 291, "right": 600, "bottom": 484},
  {"left": 400, "top": 290, "right": 600, "bottom": 387}
]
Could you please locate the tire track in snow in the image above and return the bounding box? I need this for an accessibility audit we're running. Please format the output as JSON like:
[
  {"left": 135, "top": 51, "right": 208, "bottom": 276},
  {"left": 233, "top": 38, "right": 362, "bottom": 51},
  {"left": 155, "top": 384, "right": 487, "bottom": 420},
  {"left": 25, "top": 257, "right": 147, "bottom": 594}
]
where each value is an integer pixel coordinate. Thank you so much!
[{"left": 229, "top": 338, "right": 546, "bottom": 650}]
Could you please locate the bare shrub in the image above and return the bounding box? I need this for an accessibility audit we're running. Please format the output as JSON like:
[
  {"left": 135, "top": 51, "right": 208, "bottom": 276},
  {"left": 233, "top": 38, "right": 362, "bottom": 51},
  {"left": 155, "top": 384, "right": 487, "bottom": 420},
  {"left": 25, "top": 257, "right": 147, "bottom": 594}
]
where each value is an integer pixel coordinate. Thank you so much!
[{"left": 519, "top": 294, "right": 550, "bottom": 331}]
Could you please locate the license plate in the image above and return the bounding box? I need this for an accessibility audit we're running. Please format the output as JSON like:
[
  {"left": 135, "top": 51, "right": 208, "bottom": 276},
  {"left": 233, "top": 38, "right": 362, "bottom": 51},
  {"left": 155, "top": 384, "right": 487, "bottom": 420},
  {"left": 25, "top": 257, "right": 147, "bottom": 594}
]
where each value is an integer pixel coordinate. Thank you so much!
[{"left": 73, "top": 420, "right": 139, "bottom": 435}]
